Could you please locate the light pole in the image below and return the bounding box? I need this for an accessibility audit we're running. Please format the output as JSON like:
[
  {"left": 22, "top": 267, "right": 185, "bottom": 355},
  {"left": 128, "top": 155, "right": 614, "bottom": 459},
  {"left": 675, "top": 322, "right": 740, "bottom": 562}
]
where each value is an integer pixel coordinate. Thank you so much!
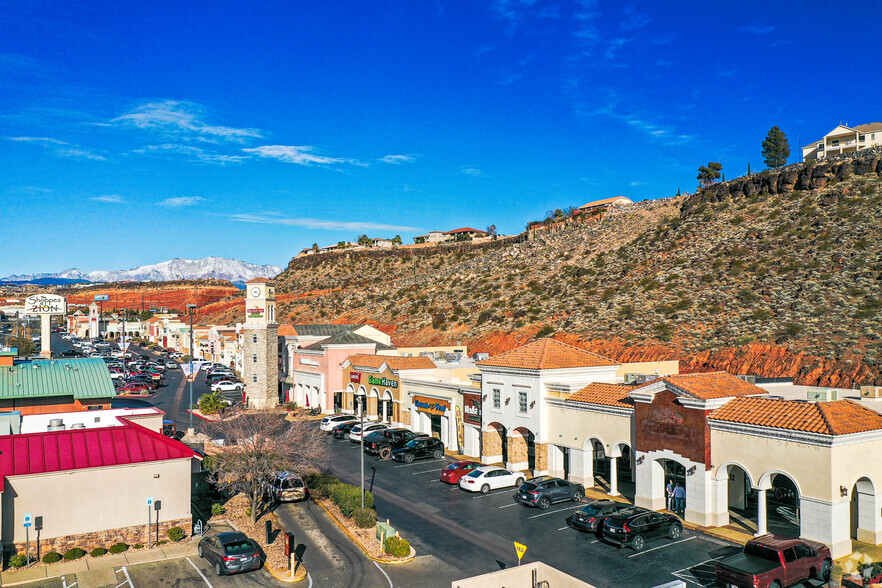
[
  {"left": 359, "top": 394, "right": 365, "bottom": 508},
  {"left": 187, "top": 303, "right": 197, "bottom": 434}
]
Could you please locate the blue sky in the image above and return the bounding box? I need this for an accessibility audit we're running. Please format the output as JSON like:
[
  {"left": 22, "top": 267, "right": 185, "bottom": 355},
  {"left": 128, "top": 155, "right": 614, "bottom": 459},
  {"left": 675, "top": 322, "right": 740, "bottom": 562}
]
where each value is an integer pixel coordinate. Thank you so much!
[{"left": 2, "top": 1, "right": 880, "bottom": 276}]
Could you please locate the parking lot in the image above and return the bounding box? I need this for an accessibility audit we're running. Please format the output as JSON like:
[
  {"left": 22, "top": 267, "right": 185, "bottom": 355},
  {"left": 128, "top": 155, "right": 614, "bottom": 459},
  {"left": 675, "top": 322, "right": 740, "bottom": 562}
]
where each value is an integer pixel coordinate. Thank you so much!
[{"left": 320, "top": 428, "right": 745, "bottom": 588}]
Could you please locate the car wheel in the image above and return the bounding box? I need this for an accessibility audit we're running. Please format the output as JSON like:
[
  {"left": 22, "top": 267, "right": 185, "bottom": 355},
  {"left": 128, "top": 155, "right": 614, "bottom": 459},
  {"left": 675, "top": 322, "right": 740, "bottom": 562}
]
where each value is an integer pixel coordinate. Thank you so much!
[
  {"left": 404, "top": 453, "right": 414, "bottom": 463},
  {"left": 197, "top": 544, "right": 203, "bottom": 558},
  {"left": 572, "top": 490, "right": 584, "bottom": 502},
  {"left": 538, "top": 497, "right": 551, "bottom": 510},
  {"left": 480, "top": 484, "right": 490, "bottom": 494},
  {"left": 669, "top": 524, "right": 682, "bottom": 540},
  {"left": 215, "top": 562, "right": 224, "bottom": 576},
  {"left": 236, "top": 386, "right": 242, "bottom": 391},
  {"left": 515, "top": 477, "right": 525, "bottom": 488},
  {"left": 379, "top": 447, "right": 392, "bottom": 460},
  {"left": 432, "top": 449, "right": 443, "bottom": 459},
  {"left": 631, "top": 534, "right": 645, "bottom": 551},
  {"left": 815, "top": 559, "right": 831, "bottom": 581}
]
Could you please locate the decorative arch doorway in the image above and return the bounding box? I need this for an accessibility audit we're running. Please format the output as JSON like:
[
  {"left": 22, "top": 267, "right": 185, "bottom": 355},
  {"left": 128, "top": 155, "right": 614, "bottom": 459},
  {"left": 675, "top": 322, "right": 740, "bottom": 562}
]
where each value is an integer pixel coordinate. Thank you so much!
[{"left": 851, "top": 477, "right": 878, "bottom": 543}]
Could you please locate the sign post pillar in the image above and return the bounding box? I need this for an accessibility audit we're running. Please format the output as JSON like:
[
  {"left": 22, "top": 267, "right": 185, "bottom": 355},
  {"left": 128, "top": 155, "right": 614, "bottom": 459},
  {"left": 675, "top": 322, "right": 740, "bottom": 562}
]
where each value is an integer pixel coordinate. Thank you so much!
[
  {"left": 147, "top": 496, "right": 153, "bottom": 547},
  {"left": 23, "top": 513, "right": 32, "bottom": 567},
  {"left": 24, "top": 295, "right": 66, "bottom": 358}
]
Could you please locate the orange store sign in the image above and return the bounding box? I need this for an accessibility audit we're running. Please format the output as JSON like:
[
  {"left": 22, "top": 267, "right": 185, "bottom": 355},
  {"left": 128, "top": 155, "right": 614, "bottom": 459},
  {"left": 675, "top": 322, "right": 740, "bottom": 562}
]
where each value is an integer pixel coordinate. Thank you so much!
[{"left": 412, "top": 395, "right": 450, "bottom": 416}]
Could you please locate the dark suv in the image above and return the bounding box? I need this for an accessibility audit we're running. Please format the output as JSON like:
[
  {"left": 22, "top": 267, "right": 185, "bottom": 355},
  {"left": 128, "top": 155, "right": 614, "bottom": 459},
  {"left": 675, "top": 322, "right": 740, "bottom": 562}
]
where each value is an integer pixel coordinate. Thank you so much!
[
  {"left": 391, "top": 437, "right": 445, "bottom": 463},
  {"left": 363, "top": 428, "right": 429, "bottom": 459},
  {"left": 515, "top": 476, "right": 585, "bottom": 510},
  {"left": 601, "top": 507, "right": 682, "bottom": 551},
  {"left": 571, "top": 500, "right": 633, "bottom": 533}
]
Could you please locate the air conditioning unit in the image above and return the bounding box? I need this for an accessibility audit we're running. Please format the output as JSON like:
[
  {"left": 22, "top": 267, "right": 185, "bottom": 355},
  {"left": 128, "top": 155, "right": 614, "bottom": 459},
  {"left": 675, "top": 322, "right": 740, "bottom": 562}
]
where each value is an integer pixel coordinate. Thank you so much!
[
  {"left": 807, "top": 387, "right": 838, "bottom": 402},
  {"left": 861, "top": 386, "right": 882, "bottom": 398},
  {"left": 736, "top": 375, "right": 756, "bottom": 384}
]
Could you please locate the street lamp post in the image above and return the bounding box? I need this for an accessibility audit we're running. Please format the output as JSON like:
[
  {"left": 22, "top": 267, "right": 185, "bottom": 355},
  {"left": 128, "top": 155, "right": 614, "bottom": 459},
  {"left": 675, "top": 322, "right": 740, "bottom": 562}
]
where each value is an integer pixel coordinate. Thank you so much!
[
  {"left": 359, "top": 394, "right": 365, "bottom": 508},
  {"left": 186, "top": 303, "right": 197, "bottom": 434}
]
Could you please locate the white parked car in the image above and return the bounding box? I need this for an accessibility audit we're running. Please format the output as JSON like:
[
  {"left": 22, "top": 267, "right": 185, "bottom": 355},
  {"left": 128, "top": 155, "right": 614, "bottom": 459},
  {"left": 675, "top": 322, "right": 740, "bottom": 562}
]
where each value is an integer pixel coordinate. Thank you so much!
[
  {"left": 348, "top": 423, "right": 388, "bottom": 443},
  {"left": 320, "top": 414, "right": 358, "bottom": 432},
  {"left": 211, "top": 381, "right": 244, "bottom": 392},
  {"left": 458, "top": 466, "right": 526, "bottom": 494}
]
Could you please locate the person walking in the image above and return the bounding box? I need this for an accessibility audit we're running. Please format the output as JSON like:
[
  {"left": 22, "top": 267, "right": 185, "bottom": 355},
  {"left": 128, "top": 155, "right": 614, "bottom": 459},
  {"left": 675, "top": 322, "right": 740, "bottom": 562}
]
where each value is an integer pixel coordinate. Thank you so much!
[
  {"left": 665, "top": 479, "right": 674, "bottom": 511},
  {"left": 673, "top": 483, "right": 686, "bottom": 515}
]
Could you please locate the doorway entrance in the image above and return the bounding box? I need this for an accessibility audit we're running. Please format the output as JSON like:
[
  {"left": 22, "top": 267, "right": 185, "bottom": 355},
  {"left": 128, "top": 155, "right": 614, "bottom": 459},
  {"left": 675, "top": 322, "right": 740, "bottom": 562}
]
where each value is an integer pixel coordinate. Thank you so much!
[{"left": 430, "top": 413, "right": 442, "bottom": 439}]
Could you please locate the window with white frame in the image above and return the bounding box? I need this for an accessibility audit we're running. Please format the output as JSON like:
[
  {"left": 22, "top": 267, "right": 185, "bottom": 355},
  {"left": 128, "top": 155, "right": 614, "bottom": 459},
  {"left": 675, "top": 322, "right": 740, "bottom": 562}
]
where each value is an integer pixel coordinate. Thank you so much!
[
  {"left": 492, "top": 388, "right": 501, "bottom": 409},
  {"left": 518, "top": 390, "right": 528, "bottom": 413}
]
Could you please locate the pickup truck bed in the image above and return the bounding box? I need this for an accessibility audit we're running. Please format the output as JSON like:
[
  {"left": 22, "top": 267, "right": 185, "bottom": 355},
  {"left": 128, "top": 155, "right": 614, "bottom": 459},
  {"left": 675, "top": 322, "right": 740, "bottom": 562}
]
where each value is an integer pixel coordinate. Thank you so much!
[{"left": 716, "top": 553, "right": 779, "bottom": 577}]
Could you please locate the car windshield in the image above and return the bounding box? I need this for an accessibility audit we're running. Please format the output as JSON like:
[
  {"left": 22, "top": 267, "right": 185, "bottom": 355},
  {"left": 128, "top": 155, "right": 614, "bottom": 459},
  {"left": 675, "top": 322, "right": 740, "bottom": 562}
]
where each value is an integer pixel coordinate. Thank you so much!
[
  {"left": 743, "top": 543, "right": 781, "bottom": 563},
  {"left": 223, "top": 539, "right": 255, "bottom": 555},
  {"left": 581, "top": 504, "right": 604, "bottom": 515},
  {"left": 466, "top": 470, "right": 484, "bottom": 478},
  {"left": 405, "top": 440, "right": 419, "bottom": 448},
  {"left": 446, "top": 463, "right": 461, "bottom": 470},
  {"left": 519, "top": 482, "right": 537, "bottom": 491}
]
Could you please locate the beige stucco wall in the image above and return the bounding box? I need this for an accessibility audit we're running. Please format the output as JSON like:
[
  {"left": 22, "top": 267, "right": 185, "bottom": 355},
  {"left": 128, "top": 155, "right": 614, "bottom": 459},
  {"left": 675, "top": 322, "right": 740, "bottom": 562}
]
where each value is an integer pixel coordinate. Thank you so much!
[
  {"left": 831, "top": 440, "right": 882, "bottom": 499},
  {"left": 710, "top": 429, "right": 831, "bottom": 499},
  {"left": 2, "top": 458, "right": 193, "bottom": 544},
  {"left": 452, "top": 561, "right": 593, "bottom": 588},
  {"left": 545, "top": 403, "right": 632, "bottom": 451},
  {"left": 616, "top": 360, "right": 679, "bottom": 379}
]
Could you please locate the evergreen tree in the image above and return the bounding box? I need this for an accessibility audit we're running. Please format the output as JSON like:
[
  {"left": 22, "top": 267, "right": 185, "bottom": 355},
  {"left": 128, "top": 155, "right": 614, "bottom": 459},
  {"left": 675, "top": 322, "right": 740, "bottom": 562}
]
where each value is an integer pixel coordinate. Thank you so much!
[
  {"left": 697, "top": 162, "right": 723, "bottom": 187},
  {"left": 747, "top": 162, "right": 752, "bottom": 176},
  {"left": 762, "top": 126, "right": 790, "bottom": 168}
]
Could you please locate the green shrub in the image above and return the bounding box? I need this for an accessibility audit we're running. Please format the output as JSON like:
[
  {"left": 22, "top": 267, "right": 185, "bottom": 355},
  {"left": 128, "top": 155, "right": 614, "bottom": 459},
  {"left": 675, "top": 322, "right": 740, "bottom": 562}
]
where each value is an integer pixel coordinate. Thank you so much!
[
  {"left": 535, "top": 325, "right": 555, "bottom": 338},
  {"left": 211, "top": 503, "right": 226, "bottom": 515},
  {"left": 303, "top": 472, "right": 340, "bottom": 497},
  {"left": 352, "top": 507, "right": 376, "bottom": 529},
  {"left": 133, "top": 543, "right": 144, "bottom": 549},
  {"left": 168, "top": 526, "right": 186, "bottom": 542},
  {"left": 43, "top": 551, "right": 62, "bottom": 564},
  {"left": 245, "top": 507, "right": 252, "bottom": 517},
  {"left": 109, "top": 542, "right": 129, "bottom": 554},
  {"left": 384, "top": 535, "right": 411, "bottom": 557},
  {"left": 63, "top": 547, "right": 86, "bottom": 560},
  {"left": 90, "top": 547, "right": 107, "bottom": 557},
  {"left": 330, "top": 483, "right": 374, "bottom": 517},
  {"left": 8, "top": 553, "right": 27, "bottom": 568}
]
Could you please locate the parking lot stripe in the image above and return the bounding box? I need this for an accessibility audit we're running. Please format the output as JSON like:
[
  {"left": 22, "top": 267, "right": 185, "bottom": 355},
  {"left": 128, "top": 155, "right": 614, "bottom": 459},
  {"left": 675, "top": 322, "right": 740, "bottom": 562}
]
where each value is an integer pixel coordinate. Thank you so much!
[
  {"left": 411, "top": 467, "right": 442, "bottom": 475},
  {"left": 498, "top": 503, "right": 520, "bottom": 509},
  {"left": 628, "top": 535, "right": 696, "bottom": 558},
  {"left": 527, "top": 504, "right": 584, "bottom": 519},
  {"left": 186, "top": 556, "right": 215, "bottom": 587},
  {"left": 395, "top": 459, "right": 444, "bottom": 468},
  {"left": 558, "top": 526, "right": 569, "bottom": 531}
]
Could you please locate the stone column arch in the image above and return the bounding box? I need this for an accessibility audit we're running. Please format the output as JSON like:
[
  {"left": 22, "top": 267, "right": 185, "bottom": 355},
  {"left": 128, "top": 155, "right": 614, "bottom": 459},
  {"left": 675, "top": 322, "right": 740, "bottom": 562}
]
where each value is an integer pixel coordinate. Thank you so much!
[
  {"left": 851, "top": 476, "right": 882, "bottom": 545},
  {"left": 482, "top": 422, "right": 507, "bottom": 465}
]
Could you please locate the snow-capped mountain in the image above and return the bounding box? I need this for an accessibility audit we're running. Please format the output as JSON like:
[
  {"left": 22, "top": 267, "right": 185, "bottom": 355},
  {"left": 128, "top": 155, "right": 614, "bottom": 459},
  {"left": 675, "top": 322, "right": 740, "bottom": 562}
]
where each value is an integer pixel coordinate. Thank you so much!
[{"left": 1, "top": 257, "right": 282, "bottom": 286}]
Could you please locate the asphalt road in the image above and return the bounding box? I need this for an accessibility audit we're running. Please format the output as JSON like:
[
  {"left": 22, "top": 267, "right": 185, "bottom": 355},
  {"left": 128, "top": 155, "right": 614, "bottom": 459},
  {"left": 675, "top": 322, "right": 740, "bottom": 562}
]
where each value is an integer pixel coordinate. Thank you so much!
[{"left": 318, "top": 433, "right": 744, "bottom": 588}]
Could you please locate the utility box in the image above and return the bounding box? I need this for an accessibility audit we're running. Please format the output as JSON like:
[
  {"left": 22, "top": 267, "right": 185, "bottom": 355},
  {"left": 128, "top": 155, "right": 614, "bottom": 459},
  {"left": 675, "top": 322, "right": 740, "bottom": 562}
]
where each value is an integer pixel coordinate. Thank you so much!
[
  {"left": 861, "top": 386, "right": 882, "bottom": 399},
  {"left": 807, "top": 387, "right": 838, "bottom": 402},
  {"left": 376, "top": 521, "right": 394, "bottom": 546}
]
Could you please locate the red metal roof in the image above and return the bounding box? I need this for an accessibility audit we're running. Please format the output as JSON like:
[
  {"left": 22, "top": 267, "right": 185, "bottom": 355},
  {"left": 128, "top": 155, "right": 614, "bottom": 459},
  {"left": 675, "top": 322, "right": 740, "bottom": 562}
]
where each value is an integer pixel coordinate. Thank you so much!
[
  {"left": 0, "top": 417, "right": 198, "bottom": 490},
  {"left": 443, "top": 227, "right": 488, "bottom": 235}
]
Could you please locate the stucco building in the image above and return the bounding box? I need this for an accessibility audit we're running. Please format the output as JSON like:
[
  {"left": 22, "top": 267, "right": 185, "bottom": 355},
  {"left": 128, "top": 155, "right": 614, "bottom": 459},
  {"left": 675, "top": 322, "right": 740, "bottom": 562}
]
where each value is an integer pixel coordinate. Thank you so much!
[{"left": 801, "top": 122, "right": 882, "bottom": 161}]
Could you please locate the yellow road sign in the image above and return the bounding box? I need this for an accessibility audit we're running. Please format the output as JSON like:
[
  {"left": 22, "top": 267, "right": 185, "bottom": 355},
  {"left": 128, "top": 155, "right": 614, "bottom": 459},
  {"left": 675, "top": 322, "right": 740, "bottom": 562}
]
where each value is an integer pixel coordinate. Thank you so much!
[{"left": 514, "top": 541, "right": 527, "bottom": 562}]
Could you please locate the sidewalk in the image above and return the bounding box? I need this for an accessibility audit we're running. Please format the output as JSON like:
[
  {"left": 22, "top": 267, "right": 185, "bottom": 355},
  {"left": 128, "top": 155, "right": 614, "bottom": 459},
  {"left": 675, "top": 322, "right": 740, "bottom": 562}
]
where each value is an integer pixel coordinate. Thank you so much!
[{"left": 0, "top": 541, "right": 197, "bottom": 587}]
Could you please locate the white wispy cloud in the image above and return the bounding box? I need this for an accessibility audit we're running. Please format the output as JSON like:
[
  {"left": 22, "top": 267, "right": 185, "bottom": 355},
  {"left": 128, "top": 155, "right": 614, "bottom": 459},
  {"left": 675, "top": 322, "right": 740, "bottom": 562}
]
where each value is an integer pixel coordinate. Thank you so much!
[
  {"left": 112, "top": 100, "right": 262, "bottom": 143},
  {"left": 156, "top": 196, "right": 208, "bottom": 207},
  {"left": 737, "top": 24, "right": 775, "bottom": 35},
  {"left": 91, "top": 194, "right": 125, "bottom": 203},
  {"left": 379, "top": 154, "right": 416, "bottom": 164},
  {"left": 225, "top": 213, "right": 421, "bottom": 232},
  {"left": 135, "top": 143, "right": 247, "bottom": 164},
  {"left": 461, "top": 168, "right": 483, "bottom": 176},
  {"left": 619, "top": 6, "right": 649, "bottom": 31},
  {"left": 14, "top": 186, "right": 52, "bottom": 194},
  {"left": 244, "top": 145, "right": 363, "bottom": 167},
  {"left": 8, "top": 136, "right": 107, "bottom": 160}
]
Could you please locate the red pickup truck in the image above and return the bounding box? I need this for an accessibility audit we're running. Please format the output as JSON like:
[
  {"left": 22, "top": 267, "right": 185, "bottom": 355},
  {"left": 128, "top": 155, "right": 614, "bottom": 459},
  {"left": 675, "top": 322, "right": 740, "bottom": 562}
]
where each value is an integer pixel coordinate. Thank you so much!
[{"left": 714, "top": 535, "right": 831, "bottom": 588}]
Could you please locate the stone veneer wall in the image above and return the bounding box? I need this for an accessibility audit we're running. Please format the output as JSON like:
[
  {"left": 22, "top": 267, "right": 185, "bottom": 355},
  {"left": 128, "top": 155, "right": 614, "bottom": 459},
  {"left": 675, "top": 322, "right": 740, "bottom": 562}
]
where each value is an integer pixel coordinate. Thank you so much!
[{"left": 10, "top": 517, "right": 192, "bottom": 556}]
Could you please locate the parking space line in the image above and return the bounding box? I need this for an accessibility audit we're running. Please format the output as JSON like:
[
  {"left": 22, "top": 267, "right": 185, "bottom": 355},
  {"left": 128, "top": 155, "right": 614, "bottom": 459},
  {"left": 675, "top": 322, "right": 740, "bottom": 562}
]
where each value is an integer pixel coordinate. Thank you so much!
[
  {"left": 557, "top": 526, "right": 569, "bottom": 531},
  {"left": 527, "top": 504, "right": 584, "bottom": 519},
  {"left": 394, "top": 459, "right": 444, "bottom": 468},
  {"left": 114, "top": 566, "right": 134, "bottom": 588},
  {"left": 411, "top": 467, "right": 442, "bottom": 475},
  {"left": 498, "top": 503, "right": 520, "bottom": 508},
  {"left": 186, "top": 556, "right": 215, "bottom": 587},
  {"left": 671, "top": 558, "right": 719, "bottom": 587},
  {"left": 628, "top": 535, "right": 696, "bottom": 558}
]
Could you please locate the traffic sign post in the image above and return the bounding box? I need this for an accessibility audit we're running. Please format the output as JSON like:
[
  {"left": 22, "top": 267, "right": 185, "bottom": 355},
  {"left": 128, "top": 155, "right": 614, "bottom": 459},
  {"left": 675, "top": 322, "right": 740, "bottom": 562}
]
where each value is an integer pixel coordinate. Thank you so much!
[
  {"left": 23, "top": 513, "right": 32, "bottom": 567},
  {"left": 514, "top": 541, "right": 527, "bottom": 566},
  {"left": 147, "top": 497, "right": 153, "bottom": 547}
]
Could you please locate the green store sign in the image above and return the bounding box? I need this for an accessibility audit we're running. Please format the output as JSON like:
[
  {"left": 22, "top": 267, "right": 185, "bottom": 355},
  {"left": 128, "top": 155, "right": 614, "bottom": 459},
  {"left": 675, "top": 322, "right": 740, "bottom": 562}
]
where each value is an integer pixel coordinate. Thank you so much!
[{"left": 368, "top": 375, "right": 398, "bottom": 389}]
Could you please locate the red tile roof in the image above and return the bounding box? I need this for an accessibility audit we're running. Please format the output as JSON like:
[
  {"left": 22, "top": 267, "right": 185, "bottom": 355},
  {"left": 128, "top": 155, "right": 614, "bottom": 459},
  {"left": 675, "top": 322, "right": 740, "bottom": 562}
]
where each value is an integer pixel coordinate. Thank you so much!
[
  {"left": 443, "top": 227, "right": 488, "bottom": 235},
  {"left": 278, "top": 324, "right": 297, "bottom": 337},
  {"left": 577, "top": 196, "right": 633, "bottom": 210},
  {"left": 345, "top": 354, "right": 435, "bottom": 370},
  {"left": 477, "top": 338, "right": 617, "bottom": 370},
  {"left": 634, "top": 371, "right": 764, "bottom": 400},
  {"left": 710, "top": 397, "right": 882, "bottom": 435},
  {"left": 244, "top": 277, "right": 275, "bottom": 284},
  {"left": 0, "top": 417, "right": 198, "bottom": 490},
  {"left": 568, "top": 383, "right": 636, "bottom": 408}
]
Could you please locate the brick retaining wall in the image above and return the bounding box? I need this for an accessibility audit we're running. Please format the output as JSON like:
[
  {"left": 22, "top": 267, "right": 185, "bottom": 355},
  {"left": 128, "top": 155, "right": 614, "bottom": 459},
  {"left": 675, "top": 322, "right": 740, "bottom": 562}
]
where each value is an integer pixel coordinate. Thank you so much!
[{"left": 11, "top": 516, "right": 192, "bottom": 555}]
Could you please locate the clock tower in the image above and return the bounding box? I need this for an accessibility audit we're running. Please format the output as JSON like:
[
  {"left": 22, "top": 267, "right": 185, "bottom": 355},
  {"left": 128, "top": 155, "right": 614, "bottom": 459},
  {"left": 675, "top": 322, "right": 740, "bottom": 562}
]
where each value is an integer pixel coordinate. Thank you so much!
[{"left": 242, "top": 278, "right": 279, "bottom": 409}]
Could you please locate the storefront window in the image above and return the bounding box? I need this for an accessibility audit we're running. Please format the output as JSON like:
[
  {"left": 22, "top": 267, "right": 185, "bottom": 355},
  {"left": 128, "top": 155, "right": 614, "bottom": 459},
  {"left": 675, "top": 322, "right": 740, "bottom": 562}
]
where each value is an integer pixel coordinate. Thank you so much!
[
  {"left": 493, "top": 388, "right": 501, "bottom": 409},
  {"left": 518, "top": 390, "right": 527, "bottom": 413}
]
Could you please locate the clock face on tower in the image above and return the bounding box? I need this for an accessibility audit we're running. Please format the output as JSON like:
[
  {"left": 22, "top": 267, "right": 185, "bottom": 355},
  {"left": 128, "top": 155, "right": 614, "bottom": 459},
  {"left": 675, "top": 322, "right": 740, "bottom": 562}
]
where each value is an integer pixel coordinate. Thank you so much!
[{"left": 251, "top": 287, "right": 261, "bottom": 298}]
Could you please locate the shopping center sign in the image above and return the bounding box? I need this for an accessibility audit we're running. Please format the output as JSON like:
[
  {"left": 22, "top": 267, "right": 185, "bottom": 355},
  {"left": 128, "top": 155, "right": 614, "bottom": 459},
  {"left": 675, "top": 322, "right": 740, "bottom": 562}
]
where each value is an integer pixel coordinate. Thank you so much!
[
  {"left": 367, "top": 375, "right": 398, "bottom": 389},
  {"left": 412, "top": 395, "right": 450, "bottom": 415},
  {"left": 24, "top": 294, "right": 66, "bottom": 315},
  {"left": 463, "top": 392, "right": 482, "bottom": 425}
]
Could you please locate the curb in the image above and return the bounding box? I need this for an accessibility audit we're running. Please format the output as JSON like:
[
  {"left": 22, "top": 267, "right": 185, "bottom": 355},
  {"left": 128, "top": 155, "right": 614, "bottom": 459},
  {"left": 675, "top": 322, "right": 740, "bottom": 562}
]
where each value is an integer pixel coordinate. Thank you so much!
[
  {"left": 314, "top": 500, "right": 416, "bottom": 565},
  {"left": 216, "top": 517, "right": 307, "bottom": 582}
]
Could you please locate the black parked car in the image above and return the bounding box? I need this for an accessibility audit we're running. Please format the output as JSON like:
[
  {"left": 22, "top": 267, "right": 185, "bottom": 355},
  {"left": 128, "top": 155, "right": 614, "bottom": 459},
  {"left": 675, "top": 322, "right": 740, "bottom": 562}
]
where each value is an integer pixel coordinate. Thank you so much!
[
  {"left": 391, "top": 437, "right": 445, "bottom": 463},
  {"left": 602, "top": 507, "right": 682, "bottom": 551},
  {"left": 331, "top": 421, "right": 359, "bottom": 439},
  {"left": 197, "top": 532, "right": 261, "bottom": 576},
  {"left": 570, "top": 500, "right": 633, "bottom": 533},
  {"left": 515, "top": 476, "right": 585, "bottom": 510},
  {"left": 363, "top": 428, "right": 429, "bottom": 459}
]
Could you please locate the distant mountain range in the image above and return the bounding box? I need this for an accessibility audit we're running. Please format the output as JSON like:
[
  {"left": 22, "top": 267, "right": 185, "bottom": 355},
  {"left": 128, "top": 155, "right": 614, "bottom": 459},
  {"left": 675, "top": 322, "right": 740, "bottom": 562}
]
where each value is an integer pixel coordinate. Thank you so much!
[{"left": 0, "top": 257, "right": 283, "bottom": 287}]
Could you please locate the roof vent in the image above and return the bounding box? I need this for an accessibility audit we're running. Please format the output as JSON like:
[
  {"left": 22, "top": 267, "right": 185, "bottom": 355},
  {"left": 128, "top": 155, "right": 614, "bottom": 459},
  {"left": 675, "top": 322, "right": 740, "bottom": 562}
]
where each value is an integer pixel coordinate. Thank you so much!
[
  {"left": 70, "top": 423, "right": 85, "bottom": 429},
  {"left": 47, "top": 419, "right": 66, "bottom": 431}
]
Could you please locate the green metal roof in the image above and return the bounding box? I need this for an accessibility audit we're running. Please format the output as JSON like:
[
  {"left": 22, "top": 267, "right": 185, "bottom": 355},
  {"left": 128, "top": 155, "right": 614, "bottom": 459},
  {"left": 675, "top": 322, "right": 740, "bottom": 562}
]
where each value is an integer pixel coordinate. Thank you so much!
[
  {"left": 292, "top": 324, "right": 361, "bottom": 337},
  {"left": 301, "top": 330, "right": 394, "bottom": 351},
  {"left": 0, "top": 358, "right": 117, "bottom": 400}
]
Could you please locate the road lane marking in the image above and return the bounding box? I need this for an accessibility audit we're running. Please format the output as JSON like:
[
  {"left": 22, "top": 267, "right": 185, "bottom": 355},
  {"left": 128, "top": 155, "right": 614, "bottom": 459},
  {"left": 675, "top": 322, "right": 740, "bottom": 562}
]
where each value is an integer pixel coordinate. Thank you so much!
[
  {"left": 373, "top": 561, "right": 393, "bottom": 588},
  {"left": 186, "top": 556, "right": 215, "bottom": 587},
  {"left": 395, "top": 459, "right": 444, "bottom": 468},
  {"left": 527, "top": 504, "right": 584, "bottom": 519},
  {"left": 558, "top": 526, "right": 569, "bottom": 531},
  {"left": 499, "top": 503, "right": 520, "bottom": 508},
  {"left": 628, "top": 535, "right": 696, "bottom": 558},
  {"left": 412, "top": 467, "right": 442, "bottom": 475},
  {"left": 114, "top": 565, "right": 134, "bottom": 588},
  {"left": 307, "top": 572, "right": 313, "bottom": 588}
]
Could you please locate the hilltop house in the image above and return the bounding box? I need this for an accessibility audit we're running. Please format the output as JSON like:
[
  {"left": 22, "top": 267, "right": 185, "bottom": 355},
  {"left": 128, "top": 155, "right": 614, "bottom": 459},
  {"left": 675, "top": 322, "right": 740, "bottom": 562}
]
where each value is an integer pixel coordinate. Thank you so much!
[
  {"left": 412, "top": 227, "right": 489, "bottom": 244},
  {"left": 577, "top": 196, "right": 633, "bottom": 214},
  {"left": 802, "top": 122, "right": 882, "bottom": 161}
]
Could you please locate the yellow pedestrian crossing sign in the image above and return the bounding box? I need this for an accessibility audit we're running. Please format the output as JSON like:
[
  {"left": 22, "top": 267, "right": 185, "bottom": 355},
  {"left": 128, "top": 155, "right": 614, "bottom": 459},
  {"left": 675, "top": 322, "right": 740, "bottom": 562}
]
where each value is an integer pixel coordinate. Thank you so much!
[{"left": 514, "top": 541, "right": 527, "bottom": 564}]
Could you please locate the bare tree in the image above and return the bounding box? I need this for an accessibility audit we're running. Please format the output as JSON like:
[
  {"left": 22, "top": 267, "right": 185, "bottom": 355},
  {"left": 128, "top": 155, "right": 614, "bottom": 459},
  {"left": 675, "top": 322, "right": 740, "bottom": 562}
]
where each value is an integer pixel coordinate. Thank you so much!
[{"left": 205, "top": 409, "right": 326, "bottom": 523}]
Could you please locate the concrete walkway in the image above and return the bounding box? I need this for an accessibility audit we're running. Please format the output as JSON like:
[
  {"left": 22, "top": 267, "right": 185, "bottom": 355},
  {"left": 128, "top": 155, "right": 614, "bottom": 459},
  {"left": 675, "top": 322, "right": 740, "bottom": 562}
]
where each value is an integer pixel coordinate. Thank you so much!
[{"left": 0, "top": 541, "right": 197, "bottom": 587}]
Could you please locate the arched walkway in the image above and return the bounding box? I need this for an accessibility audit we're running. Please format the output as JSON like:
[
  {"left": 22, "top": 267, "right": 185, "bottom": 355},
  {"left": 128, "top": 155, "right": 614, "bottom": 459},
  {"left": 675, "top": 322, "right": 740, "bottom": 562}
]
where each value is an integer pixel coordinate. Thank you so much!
[
  {"left": 510, "top": 427, "right": 536, "bottom": 473},
  {"left": 851, "top": 477, "right": 880, "bottom": 544},
  {"left": 380, "top": 389, "right": 394, "bottom": 423},
  {"left": 482, "top": 422, "right": 507, "bottom": 465},
  {"left": 716, "top": 463, "right": 758, "bottom": 534},
  {"left": 757, "top": 470, "right": 801, "bottom": 538}
]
